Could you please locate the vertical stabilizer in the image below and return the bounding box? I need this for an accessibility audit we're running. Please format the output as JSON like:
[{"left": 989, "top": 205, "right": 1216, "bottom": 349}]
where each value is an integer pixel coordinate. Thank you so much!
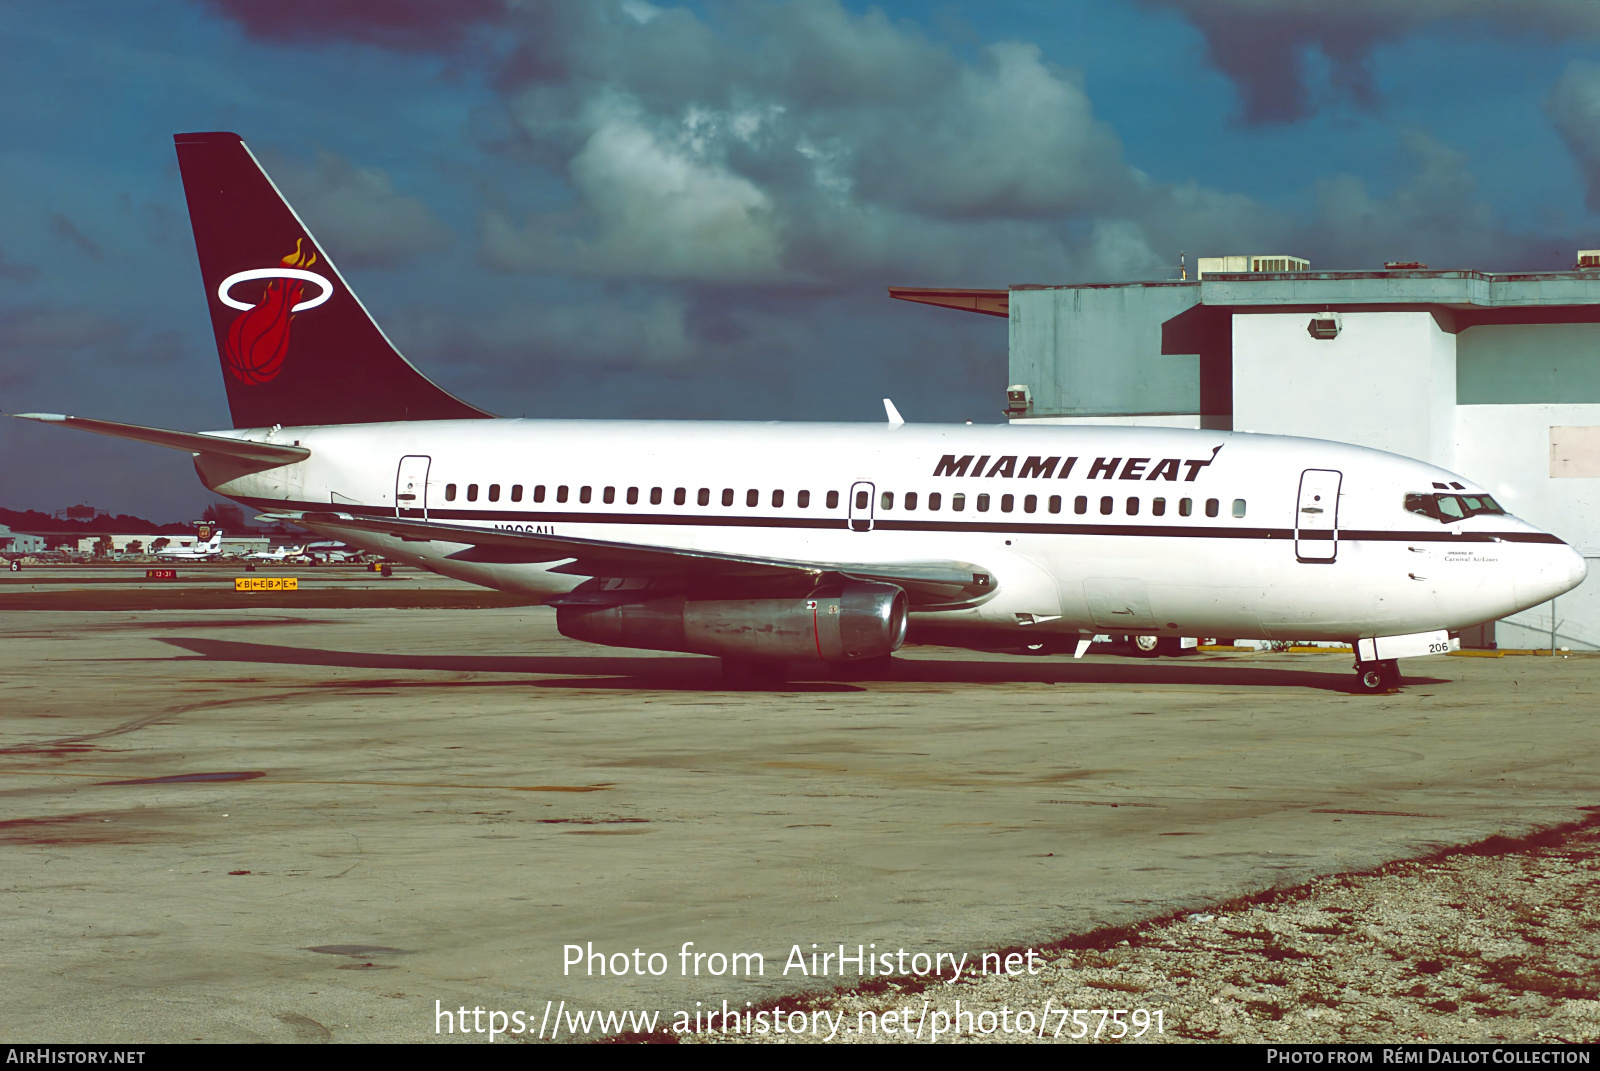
[{"left": 174, "top": 132, "right": 490, "bottom": 428}]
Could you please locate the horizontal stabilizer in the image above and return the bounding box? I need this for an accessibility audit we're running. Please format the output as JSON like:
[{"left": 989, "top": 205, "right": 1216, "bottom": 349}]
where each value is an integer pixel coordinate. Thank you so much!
[
  {"left": 8, "top": 413, "right": 310, "bottom": 465},
  {"left": 289, "top": 511, "right": 993, "bottom": 610}
]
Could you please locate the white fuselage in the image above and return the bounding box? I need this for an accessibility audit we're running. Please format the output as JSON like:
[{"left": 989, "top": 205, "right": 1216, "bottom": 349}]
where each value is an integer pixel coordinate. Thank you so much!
[
  {"left": 156, "top": 535, "right": 223, "bottom": 561},
  {"left": 246, "top": 544, "right": 303, "bottom": 561},
  {"left": 196, "top": 421, "right": 1586, "bottom": 644}
]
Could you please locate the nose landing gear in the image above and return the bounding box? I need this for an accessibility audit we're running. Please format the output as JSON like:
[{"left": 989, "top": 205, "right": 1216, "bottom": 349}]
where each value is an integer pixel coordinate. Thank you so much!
[{"left": 1354, "top": 658, "right": 1401, "bottom": 693}]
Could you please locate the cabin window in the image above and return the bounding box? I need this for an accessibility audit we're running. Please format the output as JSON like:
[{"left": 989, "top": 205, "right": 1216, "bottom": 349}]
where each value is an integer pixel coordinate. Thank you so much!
[
  {"left": 1126, "top": 497, "right": 1139, "bottom": 516},
  {"left": 627, "top": 487, "right": 638, "bottom": 505},
  {"left": 673, "top": 488, "right": 685, "bottom": 506},
  {"left": 977, "top": 494, "right": 990, "bottom": 512},
  {"left": 772, "top": 489, "right": 784, "bottom": 508},
  {"left": 1099, "top": 496, "right": 1113, "bottom": 516},
  {"left": 1151, "top": 497, "right": 1165, "bottom": 516},
  {"left": 1074, "top": 495, "right": 1087, "bottom": 515},
  {"left": 798, "top": 490, "right": 811, "bottom": 508},
  {"left": 747, "top": 489, "right": 759, "bottom": 507},
  {"left": 1048, "top": 495, "right": 1061, "bottom": 514},
  {"left": 651, "top": 487, "right": 662, "bottom": 505},
  {"left": 1000, "top": 494, "right": 1013, "bottom": 513},
  {"left": 488, "top": 484, "right": 501, "bottom": 502},
  {"left": 881, "top": 492, "right": 894, "bottom": 510},
  {"left": 603, "top": 486, "right": 615, "bottom": 504},
  {"left": 511, "top": 485, "right": 523, "bottom": 503},
  {"left": 904, "top": 491, "right": 917, "bottom": 511},
  {"left": 1178, "top": 497, "right": 1192, "bottom": 517},
  {"left": 533, "top": 485, "right": 546, "bottom": 503},
  {"left": 580, "top": 486, "right": 593, "bottom": 504},
  {"left": 856, "top": 490, "right": 869, "bottom": 510},
  {"left": 1023, "top": 494, "right": 1037, "bottom": 513},
  {"left": 951, "top": 493, "right": 965, "bottom": 511},
  {"left": 1232, "top": 498, "right": 1247, "bottom": 518},
  {"left": 557, "top": 485, "right": 569, "bottom": 503},
  {"left": 722, "top": 488, "right": 734, "bottom": 507},
  {"left": 1205, "top": 498, "right": 1219, "bottom": 518},
  {"left": 445, "top": 483, "right": 457, "bottom": 501},
  {"left": 467, "top": 483, "right": 479, "bottom": 502},
  {"left": 928, "top": 492, "right": 941, "bottom": 511},
  {"left": 827, "top": 490, "right": 840, "bottom": 509},
  {"left": 698, "top": 488, "right": 710, "bottom": 507}
]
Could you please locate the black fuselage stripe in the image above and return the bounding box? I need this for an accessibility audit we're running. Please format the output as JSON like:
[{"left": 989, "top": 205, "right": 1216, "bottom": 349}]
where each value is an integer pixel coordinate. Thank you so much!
[{"left": 242, "top": 497, "right": 1564, "bottom": 546}]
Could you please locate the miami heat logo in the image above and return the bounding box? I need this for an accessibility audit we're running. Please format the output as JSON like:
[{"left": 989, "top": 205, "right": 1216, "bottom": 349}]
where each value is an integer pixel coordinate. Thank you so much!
[{"left": 216, "top": 239, "right": 332, "bottom": 385}]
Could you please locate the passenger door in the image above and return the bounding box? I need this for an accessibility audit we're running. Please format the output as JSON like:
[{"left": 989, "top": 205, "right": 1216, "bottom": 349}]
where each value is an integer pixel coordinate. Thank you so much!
[
  {"left": 849, "top": 481, "right": 875, "bottom": 532},
  {"left": 1295, "top": 468, "right": 1341, "bottom": 563},
  {"left": 396, "top": 455, "right": 431, "bottom": 520}
]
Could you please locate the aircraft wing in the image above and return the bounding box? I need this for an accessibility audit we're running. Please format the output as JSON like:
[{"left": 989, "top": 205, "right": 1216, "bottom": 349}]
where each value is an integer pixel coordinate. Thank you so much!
[{"left": 286, "top": 511, "right": 994, "bottom": 610}]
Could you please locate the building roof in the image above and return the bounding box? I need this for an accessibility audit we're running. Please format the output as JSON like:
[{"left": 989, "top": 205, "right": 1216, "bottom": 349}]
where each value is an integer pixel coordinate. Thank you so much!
[
  {"left": 1198, "top": 269, "right": 1600, "bottom": 310},
  {"left": 894, "top": 270, "right": 1600, "bottom": 326}
]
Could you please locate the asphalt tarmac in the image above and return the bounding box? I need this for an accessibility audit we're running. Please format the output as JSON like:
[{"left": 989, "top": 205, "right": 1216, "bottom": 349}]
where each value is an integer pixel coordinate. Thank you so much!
[{"left": 2, "top": 567, "right": 1596, "bottom": 1042}]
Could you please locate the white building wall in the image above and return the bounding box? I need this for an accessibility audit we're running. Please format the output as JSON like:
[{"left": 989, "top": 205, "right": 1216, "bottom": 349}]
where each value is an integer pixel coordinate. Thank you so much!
[
  {"left": 1456, "top": 404, "right": 1600, "bottom": 650},
  {"left": 1231, "top": 311, "right": 1457, "bottom": 469},
  {"left": 0, "top": 526, "right": 48, "bottom": 554},
  {"left": 74, "top": 534, "right": 180, "bottom": 554},
  {"left": 69, "top": 534, "right": 269, "bottom": 554}
]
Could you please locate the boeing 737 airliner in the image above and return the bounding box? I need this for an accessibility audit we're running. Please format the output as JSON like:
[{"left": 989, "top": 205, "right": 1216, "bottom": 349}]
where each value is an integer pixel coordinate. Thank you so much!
[{"left": 9, "top": 133, "right": 1587, "bottom": 691}]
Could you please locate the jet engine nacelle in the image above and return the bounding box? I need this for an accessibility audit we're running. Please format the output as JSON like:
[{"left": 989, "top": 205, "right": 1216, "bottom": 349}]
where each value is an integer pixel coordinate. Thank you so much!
[{"left": 556, "top": 581, "right": 908, "bottom": 662}]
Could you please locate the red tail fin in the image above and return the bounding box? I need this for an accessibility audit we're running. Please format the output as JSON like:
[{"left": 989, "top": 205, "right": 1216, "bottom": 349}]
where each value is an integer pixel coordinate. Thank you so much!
[{"left": 174, "top": 132, "right": 490, "bottom": 428}]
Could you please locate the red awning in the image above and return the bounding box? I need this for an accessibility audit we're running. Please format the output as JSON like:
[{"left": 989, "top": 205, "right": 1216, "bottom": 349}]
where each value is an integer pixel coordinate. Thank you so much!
[{"left": 887, "top": 287, "right": 1008, "bottom": 317}]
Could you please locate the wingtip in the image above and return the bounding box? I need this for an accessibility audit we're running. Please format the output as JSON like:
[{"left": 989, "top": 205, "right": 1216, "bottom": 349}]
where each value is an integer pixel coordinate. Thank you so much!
[{"left": 883, "top": 398, "right": 906, "bottom": 427}]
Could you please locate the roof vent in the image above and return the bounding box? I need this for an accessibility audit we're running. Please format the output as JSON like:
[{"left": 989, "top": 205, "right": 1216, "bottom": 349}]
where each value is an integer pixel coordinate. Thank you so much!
[
  {"left": 1005, "top": 384, "right": 1032, "bottom": 416},
  {"left": 1384, "top": 261, "right": 1427, "bottom": 270},
  {"left": 1577, "top": 250, "right": 1600, "bottom": 270},
  {"left": 1307, "top": 312, "right": 1342, "bottom": 340}
]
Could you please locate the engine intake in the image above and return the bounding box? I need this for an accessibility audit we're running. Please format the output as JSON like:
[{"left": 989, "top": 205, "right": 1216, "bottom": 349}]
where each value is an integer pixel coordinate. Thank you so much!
[{"left": 556, "top": 581, "right": 908, "bottom": 662}]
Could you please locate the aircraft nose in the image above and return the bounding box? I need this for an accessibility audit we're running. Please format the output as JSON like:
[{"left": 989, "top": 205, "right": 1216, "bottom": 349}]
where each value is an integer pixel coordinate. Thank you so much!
[{"left": 1513, "top": 541, "right": 1588, "bottom": 609}]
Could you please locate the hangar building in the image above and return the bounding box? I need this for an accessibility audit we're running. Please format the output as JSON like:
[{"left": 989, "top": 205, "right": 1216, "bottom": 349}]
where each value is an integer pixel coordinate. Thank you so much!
[{"left": 893, "top": 262, "right": 1600, "bottom": 650}]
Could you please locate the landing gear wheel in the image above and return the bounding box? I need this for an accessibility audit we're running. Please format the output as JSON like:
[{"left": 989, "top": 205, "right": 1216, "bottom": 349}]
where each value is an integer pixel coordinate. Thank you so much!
[
  {"left": 721, "top": 658, "right": 791, "bottom": 689},
  {"left": 1131, "top": 634, "right": 1161, "bottom": 657},
  {"left": 1354, "top": 659, "right": 1401, "bottom": 693}
]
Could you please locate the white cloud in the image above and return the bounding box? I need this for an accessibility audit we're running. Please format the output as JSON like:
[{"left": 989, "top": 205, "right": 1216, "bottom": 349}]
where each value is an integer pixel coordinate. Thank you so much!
[
  {"left": 268, "top": 151, "right": 455, "bottom": 269},
  {"left": 1550, "top": 61, "right": 1600, "bottom": 213},
  {"left": 482, "top": 96, "right": 786, "bottom": 282}
]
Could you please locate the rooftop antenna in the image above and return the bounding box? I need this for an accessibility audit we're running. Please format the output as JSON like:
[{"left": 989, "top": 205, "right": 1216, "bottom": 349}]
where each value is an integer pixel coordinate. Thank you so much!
[{"left": 1180, "top": 251, "right": 1187, "bottom": 281}]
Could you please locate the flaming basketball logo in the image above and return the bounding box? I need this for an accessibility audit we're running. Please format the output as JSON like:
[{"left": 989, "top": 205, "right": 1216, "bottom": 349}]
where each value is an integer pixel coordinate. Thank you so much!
[{"left": 217, "top": 239, "right": 333, "bottom": 385}]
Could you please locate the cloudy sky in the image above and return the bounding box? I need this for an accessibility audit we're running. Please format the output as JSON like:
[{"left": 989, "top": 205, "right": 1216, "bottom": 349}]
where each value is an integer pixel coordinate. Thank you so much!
[{"left": 4, "top": 0, "right": 1600, "bottom": 520}]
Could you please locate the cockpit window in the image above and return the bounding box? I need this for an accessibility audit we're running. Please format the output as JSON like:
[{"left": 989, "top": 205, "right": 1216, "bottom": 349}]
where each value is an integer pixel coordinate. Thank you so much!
[{"left": 1404, "top": 492, "right": 1505, "bottom": 523}]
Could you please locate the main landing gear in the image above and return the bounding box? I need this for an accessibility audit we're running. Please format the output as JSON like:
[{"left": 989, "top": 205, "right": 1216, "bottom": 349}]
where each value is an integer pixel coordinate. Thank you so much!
[
  {"left": 1130, "top": 635, "right": 1185, "bottom": 658},
  {"left": 1354, "top": 658, "right": 1401, "bottom": 693}
]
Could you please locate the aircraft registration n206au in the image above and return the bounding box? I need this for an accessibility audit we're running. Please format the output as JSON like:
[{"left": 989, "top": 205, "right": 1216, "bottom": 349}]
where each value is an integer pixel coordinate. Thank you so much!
[{"left": 10, "top": 133, "right": 1587, "bottom": 692}]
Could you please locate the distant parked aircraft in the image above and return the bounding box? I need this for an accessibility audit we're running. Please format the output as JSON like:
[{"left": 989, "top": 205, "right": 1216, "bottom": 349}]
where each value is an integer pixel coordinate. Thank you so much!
[
  {"left": 154, "top": 529, "right": 224, "bottom": 561},
  {"left": 246, "top": 543, "right": 305, "bottom": 562}
]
